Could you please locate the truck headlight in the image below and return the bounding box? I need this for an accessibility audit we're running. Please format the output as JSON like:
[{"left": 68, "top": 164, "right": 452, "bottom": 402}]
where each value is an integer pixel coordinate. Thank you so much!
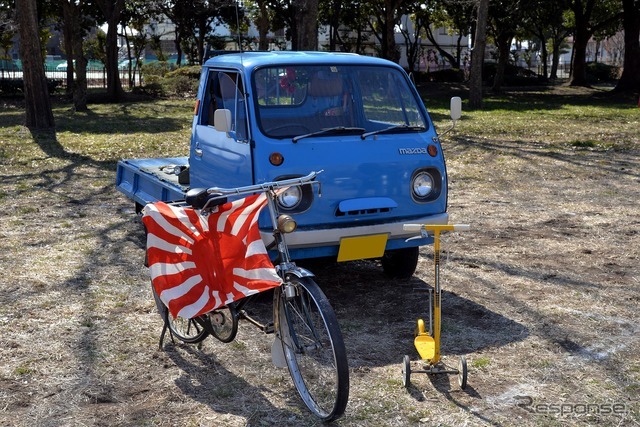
[
  {"left": 277, "top": 186, "right": 302, "bottom": 210},
  {"left": 412, "top": 171, "right": 434, "bottom": 199}
]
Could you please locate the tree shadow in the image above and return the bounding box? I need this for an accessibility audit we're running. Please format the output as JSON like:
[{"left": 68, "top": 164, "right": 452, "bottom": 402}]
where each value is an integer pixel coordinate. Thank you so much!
[
  {"left": 306, "top": 260, "right": 530, "bottom": 370},
  {"left": 447, "top": 135, "right": 639, "bottom": 181},
  {"left": 52, "top": 102, "right": 187, "bottom": 135},
  {"left": 161, "top": 343, "right": 308, "bottom": 424}
]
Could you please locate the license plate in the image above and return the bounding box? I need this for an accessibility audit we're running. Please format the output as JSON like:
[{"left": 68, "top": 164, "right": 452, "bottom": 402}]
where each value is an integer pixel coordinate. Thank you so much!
[{"left": 337, "top": 234, "right": 388, "bottom": 262}]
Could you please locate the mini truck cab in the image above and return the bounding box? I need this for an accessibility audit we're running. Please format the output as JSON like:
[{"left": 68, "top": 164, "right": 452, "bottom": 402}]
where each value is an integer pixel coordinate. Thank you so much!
[{"left": 116, "top": 51, "right": 461, "bottom": 278}]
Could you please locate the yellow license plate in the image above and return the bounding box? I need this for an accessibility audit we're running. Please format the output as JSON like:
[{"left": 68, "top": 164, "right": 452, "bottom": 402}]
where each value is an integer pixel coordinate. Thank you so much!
[{"left": 337, "top": 234, "right": 388, "bottom": 262}]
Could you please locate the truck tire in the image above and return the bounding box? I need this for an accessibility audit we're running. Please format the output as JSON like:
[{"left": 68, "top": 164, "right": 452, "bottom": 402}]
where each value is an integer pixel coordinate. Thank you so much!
[{"left": 381, "top": 247, "right": 419, "bottom": 279}]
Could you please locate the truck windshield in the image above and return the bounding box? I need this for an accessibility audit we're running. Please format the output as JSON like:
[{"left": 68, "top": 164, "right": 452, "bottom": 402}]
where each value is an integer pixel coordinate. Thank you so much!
[{"left": 253, "top": 65, "right": 428, "bottom": 139}]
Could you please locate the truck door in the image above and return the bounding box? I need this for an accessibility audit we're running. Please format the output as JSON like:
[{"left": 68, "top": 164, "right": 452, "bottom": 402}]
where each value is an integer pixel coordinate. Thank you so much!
[{"left": 190, "top": 69, "right": 253, "bottom": 189}]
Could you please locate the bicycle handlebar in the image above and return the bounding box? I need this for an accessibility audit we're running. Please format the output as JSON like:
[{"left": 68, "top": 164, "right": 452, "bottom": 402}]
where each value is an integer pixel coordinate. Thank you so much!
[
  {"left": 206, "top": 170, "right": 322, "bottom": 197},
  {"left": 403, "top": 223, "right": 470, "bottom": 232}
]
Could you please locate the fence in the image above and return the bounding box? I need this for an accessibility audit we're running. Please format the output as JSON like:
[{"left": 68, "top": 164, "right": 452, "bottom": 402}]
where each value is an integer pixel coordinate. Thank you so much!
[{"left": 0, "top": 65, "right": 142, "bottom": 92}]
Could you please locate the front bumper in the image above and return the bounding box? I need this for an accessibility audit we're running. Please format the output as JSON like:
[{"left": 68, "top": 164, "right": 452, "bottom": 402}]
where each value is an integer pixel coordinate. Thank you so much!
[{"left": 260, "top": 212, "right": 449, "bottom": 249}]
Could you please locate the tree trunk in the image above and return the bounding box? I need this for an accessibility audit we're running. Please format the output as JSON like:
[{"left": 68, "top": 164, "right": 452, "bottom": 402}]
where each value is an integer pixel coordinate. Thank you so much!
[
  {"left": 197, "top": 19, "right": 206, "bottom": 62},
  {"left": 570, "top": 27, "right": 590, "bottom": 86},
  {"left": 96, "top": 0, "right": 125, "bottom": 101},
  {"left": 540, "top": 34, "right": 548, "bottom": 79},
  {"left": 568, "top": 0, "right": 597, "bottom": 87},
  {"left": 61, "top": 2, "right": 75, "bottom": 94},
  {"left": 469, "top": 0, "right": 489, "bottom": 110},
  {"left": 425, "top": 26, "right": 459, "bottom": 69},
  {"left": 16, "top": 0, "right": 55, "bottom": 129},
  {"left": 492, "top": 31, "right": 513, "bottom": 92},
  {"left": 382, "top": 0, "right": 402, "bottom": 62},
  {"left": 550, "top": 45, "right": 559, "bottom": 79},
  {"left": 614, "top": 0, "right": 640, "bottom": 94},
  {"left": 256, "top": 0, "right": 270, "bottom": 50},
  {"left": 294, "top": 0, "right": 319, "bottom": 50},
  {"left": 174, "top": 33, "right": 183, "bottom": 65},
  {"left": 328, "top": 0, "right": 342, "bottom": 51},
  {"left": 72, "top": 34, "right": 88, "bottom": 111},
  {"left": 550, "top": 31, "right": 565, "bottom": 79}
]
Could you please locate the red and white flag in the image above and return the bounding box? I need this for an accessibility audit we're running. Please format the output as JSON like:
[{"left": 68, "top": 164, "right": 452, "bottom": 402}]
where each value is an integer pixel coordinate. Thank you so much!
[{"left": 142, "top": 193, "right": 282, "bottom": 319}]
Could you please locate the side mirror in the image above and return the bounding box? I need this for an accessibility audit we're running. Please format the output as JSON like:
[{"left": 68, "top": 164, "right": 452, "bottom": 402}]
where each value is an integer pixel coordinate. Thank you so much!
[
  {"left": 214, "top": 109, "right": 232, "bottom": 134},
  {"left": 450, "top": 96, "right": 462, "bottom": 121}
]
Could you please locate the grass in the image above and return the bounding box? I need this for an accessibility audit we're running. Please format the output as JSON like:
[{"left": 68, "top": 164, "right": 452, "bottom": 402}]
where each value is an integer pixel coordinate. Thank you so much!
[
  {"left": 0, "top": 85, "right": 638, "bottom": 427},
  {"left": 421, "top": 83, "right": 639, "bottom": 152},
  {"left": 472, "top": 357, "right": 491, "bottom": 369},
  {"left": 1, "top": 85, "right": 636, "bottom": 167}
]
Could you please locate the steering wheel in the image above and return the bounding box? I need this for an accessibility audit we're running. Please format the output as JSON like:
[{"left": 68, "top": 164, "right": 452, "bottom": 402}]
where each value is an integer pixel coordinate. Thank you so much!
[{"left": 265, "top": 124, "right": 311, "bottom": 135}]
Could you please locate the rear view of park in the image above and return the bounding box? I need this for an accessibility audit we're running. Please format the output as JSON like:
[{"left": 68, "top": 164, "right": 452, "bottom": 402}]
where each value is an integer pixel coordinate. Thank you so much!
[
  {"left": 2, "top": 0, "right": 639, "bottom": 424},
  {"left": 1, "top": 82, "right": 638, "bottom": 425}
]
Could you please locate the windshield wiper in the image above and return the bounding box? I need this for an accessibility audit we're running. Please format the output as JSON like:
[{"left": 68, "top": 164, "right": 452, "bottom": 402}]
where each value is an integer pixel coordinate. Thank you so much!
[
  {"left": 292, "top": 126, "right": 365, "bottom": 143},
  {"left": 361, "top": 124, "right": 426, "bottom": 140}
]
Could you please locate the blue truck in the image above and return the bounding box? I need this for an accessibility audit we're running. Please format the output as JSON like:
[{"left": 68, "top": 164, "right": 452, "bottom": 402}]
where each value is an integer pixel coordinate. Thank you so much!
[{"left": 116, "top": 51, "right": 461, "bottom": 278}]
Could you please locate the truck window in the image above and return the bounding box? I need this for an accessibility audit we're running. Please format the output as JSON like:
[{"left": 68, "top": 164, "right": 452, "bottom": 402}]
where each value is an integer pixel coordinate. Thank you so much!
[
  {"left": 357, "top": 70, "right": 424, "bottom": 127},
  {"left": 253, "top": 65, "right": 427, "bottom": 139},
  {"left": 254, "top": 67, "right": 308, "bottom": 106},
  {"left": 204, "top": 70, "right": 248, "bottom": 141}
]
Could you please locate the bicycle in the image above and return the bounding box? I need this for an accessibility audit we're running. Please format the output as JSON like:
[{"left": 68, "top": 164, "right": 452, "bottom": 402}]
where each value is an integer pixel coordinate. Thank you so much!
[
  {"left": 400, "top": 223, "right": 470, "bottom": 389},
  {"left": 144, "top": 171, "right": 349, "bottom": 422}
]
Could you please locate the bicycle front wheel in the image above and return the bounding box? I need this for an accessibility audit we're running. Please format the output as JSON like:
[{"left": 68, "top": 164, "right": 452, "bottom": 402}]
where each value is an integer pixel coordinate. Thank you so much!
[{"left": 275, "top": 275, "right": 349, "bottom": 422}]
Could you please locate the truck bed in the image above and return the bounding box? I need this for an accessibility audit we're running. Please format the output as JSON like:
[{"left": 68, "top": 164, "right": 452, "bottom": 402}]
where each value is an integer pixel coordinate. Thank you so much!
[{"left": 116, "top": 157, "right": 190, "bottom": 208}]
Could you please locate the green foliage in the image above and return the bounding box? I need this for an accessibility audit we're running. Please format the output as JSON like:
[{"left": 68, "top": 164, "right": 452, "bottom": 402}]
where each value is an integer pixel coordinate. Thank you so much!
[
  {"left": 165, "top": 65, "right": 202, "bottom": 80},
  {"left": 0, "top": 79, "right": 60, "bottom": 95},
  {"left": 160, "top": 74, "right": 198, "bottom": 97},
  {"left": 140, "top": 64, "right": 201, "bottom": 97},
  {"left": 84, "top": 30, "right": 107, "bottom": 64},
  {"left": 483, "top": 63, "right": 543, "bottom": 85},
  {"left": 472, "top": 357, "right": 491, "bottom": 369},
  {"left": 207, "top": 35, "right": 228, "bottom": 51},
  {"left": 413, "top": 68, "right": 463, "bottom": 83},
  {"left": 141, "top": 61, "right": 178, "bottom": 80},
  {"left": 586, "top": 62, "right": 620, "bottom": 83},
  {"left": 149, "top": 33, "right": 166, "bottom": 62},
  {"left": 0, "top": 15, "right": 15, "bottom": 58}
]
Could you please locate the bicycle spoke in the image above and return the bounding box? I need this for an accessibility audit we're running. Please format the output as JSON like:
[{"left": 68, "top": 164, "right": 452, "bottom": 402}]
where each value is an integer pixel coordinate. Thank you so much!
[{"left": 276, "top": 276, "right": 349, "bottom": 422}]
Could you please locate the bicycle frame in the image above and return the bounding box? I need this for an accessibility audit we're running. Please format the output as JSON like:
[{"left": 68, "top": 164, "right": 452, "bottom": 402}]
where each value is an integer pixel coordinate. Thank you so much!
[{"left": 149, "top": 169, "right": 349, "bottom": 421}]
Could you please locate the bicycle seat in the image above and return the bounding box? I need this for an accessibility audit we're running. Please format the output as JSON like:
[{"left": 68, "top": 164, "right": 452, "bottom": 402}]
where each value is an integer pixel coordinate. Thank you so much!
[{"left": 185, "top": 188, "right": 227, "bottom": 209}]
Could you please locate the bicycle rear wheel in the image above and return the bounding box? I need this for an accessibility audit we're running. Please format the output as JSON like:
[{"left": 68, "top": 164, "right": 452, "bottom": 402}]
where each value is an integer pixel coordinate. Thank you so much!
[
  {"left": 275, "top": 275, "right": 349, "bottom": 422},
  {"left": 152, "top": 285, "right": 210, "bottom": 344}
]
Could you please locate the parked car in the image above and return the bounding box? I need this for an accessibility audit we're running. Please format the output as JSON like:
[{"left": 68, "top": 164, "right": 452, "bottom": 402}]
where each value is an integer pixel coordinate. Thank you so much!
[
  {"left": 56, "top": 60, "right": 105, "bottom": 71},
  {"left": 0, "top": 59, "right": 20, "bottom": 71}
]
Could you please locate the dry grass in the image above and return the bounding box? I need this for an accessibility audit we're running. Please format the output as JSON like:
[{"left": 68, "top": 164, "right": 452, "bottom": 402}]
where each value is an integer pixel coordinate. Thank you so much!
[{"left": 0, "top": 86, "right": 638, "bottom": 426}]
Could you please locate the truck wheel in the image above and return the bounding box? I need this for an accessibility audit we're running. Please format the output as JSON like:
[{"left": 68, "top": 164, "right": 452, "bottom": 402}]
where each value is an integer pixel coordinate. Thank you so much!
[{"left": 381, "top": 247, "right": 419, "bottom": 279}]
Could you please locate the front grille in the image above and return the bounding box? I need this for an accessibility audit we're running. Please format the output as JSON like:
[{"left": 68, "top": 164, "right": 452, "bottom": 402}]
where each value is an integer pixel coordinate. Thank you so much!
[{"left": 335, "top": 207, "right": 393, "bottom": 217}]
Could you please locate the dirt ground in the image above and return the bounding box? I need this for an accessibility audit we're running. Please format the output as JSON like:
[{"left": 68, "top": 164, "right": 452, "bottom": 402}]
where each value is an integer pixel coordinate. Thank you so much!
[{"left": 1, "top": 102, "right": 639, "bottom": 426}]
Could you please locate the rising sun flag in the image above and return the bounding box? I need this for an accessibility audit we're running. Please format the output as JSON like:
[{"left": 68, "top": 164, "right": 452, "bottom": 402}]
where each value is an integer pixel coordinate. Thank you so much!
[{"left": 142, "top": 193, "right": 282, "bottom": 320}]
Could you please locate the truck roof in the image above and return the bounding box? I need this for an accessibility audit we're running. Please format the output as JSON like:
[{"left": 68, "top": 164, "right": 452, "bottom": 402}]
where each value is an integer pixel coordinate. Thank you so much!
[{"left": 203, "top": 51, "right": 402, "bottom": 72}]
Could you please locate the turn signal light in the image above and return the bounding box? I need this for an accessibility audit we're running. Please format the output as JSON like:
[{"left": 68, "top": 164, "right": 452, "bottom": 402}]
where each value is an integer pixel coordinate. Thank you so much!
[{"left": 269, "top": 152, "right": 284, "bottom": 166}]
